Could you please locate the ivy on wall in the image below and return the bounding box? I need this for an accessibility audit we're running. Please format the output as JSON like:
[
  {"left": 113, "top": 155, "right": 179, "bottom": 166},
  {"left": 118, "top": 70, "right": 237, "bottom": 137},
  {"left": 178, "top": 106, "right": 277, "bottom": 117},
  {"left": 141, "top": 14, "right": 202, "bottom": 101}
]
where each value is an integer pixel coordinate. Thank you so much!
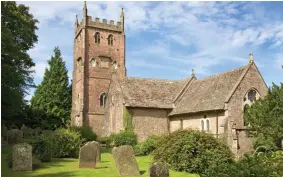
[{"left": 123, "top": 107, "right": 134, "bottom": 132}]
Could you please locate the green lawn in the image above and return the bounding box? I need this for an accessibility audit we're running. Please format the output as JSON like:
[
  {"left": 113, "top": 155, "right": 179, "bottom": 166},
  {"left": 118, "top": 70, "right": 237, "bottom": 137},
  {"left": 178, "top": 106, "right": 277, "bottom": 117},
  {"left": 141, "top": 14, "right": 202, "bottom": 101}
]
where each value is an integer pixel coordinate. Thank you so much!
[{"left": 1, "top": 144, "right": 198, "bottom": 177}]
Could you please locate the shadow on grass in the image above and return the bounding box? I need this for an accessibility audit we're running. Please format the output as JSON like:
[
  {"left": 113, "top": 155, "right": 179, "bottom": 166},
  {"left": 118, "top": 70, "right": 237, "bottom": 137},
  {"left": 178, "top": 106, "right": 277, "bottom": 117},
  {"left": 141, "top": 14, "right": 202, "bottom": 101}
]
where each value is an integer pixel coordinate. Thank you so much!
[
  {"left": 31, "top": 172, "right": 75, "bottom": 177},
  {"left": 95, "top": 166, "right": 108, "bottom": 169},
  {"left": 140, "top": 170, "right": 146, "bottom": 175}
]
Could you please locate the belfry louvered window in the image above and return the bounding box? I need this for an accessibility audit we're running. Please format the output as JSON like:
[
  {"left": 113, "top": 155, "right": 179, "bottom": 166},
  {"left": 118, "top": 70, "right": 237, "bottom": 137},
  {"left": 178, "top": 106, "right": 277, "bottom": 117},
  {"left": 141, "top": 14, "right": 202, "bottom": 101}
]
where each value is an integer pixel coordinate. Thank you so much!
[
  {"left": 95, "top": 32, "right": 100, "bottom": 44},
  {"left": 108, "top": 34, "right": 113, "bottom": 46},
  {"left": 99, "top": 92, "right": 107, "bottom": 107}
]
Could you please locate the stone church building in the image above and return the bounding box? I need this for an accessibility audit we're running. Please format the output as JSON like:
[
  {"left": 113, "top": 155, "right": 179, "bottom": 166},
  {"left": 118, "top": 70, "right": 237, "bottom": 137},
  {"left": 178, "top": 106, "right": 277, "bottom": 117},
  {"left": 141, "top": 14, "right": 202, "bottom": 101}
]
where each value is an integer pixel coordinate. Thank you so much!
[{"left": 71, "top": 2, "right": 268, "bottom": 157}]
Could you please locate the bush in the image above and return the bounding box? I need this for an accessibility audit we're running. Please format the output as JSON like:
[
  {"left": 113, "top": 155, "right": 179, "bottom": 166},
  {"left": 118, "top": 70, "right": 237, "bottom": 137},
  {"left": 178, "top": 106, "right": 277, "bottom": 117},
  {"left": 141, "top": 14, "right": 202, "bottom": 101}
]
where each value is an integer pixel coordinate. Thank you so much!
[
  {"left": 114, "top": 131, "right": 137, "bottom": 147},
  {"left": 52, "top": 128, "right": 82, "bottom": 158},
  {"left": 134, "top": 135, "right": 161, "bottom": 156},
  {"left": 153, "top": 129, "right": 233, "bottom": 174},
  {"left": 70, "top": 126, "right": 97, "bottom": 143},
  {"left": 27, "top": 134, "right": 53, "bottom": 162},
  {"left": 201, "top": 151, "right": 283, "bottom": 177},
  {"left": 99, "top": 133, "right": 116, "bottom": 148}
]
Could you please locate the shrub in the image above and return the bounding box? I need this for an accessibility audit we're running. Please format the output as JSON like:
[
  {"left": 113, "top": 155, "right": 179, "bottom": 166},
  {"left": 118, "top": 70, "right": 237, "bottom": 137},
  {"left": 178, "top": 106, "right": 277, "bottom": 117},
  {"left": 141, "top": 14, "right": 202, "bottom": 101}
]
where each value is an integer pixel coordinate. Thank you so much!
[
  {"left": 153, "top": 129, "right": 233, "bottom": 174},
  {"left": 27, "top": 134, "right": 53, "bottom": 162},
  {"left": 114, "top": 131, "right": 137, "bottom": 147},
  {"left": 99, "top": 133, "right": 116, "bottom": 148},
  {"left": 134, "top": 135, "right": 161, "bottom": 156},
  {"left": 70, "top": 126, "right": 97, "bottom": 143},
  {"left": 201, "top": 151, "right": 283, "bottom": 177},
  {"left": 52, "top": 128, "right": 82, "bottom": 158}
]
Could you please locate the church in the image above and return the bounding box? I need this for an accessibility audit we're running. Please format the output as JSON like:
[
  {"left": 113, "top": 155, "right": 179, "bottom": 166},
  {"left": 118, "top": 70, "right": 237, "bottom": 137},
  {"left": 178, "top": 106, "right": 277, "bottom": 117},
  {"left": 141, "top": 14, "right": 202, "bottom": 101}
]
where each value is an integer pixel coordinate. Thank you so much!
[{"left": 71, "top": 2, "right": 268, "bottom": 158}]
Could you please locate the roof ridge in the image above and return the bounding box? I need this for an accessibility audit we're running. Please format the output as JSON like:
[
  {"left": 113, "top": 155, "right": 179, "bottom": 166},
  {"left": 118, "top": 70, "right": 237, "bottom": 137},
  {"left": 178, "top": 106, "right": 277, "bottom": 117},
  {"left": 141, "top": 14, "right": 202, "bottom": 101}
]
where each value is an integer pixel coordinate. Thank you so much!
[
  {"left": 194, "top": 64, "right": 248, "bottom": 82},
  {"left": 124, "top": 76, "right": 187, "bottom": 82}
]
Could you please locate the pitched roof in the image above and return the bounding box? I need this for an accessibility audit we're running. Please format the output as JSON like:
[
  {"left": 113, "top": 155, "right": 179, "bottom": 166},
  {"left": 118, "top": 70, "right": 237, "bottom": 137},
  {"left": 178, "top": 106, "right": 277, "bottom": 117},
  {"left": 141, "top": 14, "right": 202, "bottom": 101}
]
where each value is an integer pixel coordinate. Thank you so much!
[
  {"left": 169, "top": 65, "right": 248, "bottom": 115},
  {"left": 119, "top": 77, "right": 188, "bottom": 109}
]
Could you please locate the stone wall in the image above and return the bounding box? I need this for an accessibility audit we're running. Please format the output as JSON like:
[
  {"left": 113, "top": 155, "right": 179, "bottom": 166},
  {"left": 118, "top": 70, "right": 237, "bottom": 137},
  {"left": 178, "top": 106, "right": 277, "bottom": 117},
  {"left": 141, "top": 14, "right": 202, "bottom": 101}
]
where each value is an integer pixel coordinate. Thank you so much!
[
  {"left": 227, "top": 62, "right": 268, "bottom": 156},
  {"left": 169, "top": 110, "right": 226, "bottom": 137},
  {"left": 129, "top": 108, "right": 169, "bottom": 142}
]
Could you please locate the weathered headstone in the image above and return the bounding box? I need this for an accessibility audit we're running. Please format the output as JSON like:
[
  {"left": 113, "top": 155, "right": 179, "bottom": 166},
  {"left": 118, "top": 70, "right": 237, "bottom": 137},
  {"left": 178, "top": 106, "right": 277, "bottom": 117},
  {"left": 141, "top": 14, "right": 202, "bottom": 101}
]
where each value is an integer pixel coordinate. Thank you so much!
[
  {"left": 112, "top": 145, "right": 140, "bottom": 176},
  {"left": 89, "top": 141, "right": 101, "bottom": 162},
  {"left": 149, "top": 162, "right": 169, "bottom": 177},
  {"left": 21, "top": 124, "right": 32, "bottom": 137},
  {"left": 12, "top": 143, "right": 32, "bottom": 171},
  {"left": 79, "top": 142, "right": 97, "bottom": 168},
  {"left": 7, "top": 129, "right": 23, "bottom": 145}
]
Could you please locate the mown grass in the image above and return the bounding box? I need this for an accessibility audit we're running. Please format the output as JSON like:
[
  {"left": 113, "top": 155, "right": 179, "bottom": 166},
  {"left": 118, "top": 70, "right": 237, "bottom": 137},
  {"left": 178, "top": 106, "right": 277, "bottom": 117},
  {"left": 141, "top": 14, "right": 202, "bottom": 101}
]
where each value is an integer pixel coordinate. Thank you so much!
[{"left": 1, "top": 144, "right": 198, "bottom": 177}]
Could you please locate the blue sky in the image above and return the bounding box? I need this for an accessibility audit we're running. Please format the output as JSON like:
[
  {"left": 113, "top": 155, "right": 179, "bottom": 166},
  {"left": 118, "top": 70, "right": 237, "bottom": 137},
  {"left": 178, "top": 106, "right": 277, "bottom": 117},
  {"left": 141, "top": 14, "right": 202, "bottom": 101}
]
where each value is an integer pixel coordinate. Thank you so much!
[{"left": 20, "top": 1, "right": 283, "bottom": 101}]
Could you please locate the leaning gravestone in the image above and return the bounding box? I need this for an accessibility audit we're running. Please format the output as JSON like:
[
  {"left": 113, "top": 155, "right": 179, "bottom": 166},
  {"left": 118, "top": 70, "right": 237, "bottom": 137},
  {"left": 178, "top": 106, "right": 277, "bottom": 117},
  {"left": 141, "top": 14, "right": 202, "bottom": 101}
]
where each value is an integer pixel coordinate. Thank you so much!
[
  {"left": 112, "top": 145, "right": 140, "bottom": 176},
  {"left": 79, "top": 142, "right": 97, "bottom": 168},
  {"left": 149, "top": 162, "right": 169, "bottom": 177},
  {"left": 12, "top": 143, "right": 32, "bottom": 171},
  {"left": 7, "top": 129, "right": 23, "bottom": 145}
]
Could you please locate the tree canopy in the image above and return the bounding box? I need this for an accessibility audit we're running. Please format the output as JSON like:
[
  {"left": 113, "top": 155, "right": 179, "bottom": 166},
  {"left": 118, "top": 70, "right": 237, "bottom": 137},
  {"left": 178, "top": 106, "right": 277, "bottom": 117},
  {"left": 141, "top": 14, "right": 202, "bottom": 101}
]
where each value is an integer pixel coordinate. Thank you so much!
[
  {"left": 244, "top": 80, "right": 283, "bottom": 150},
  {"left": 31, "top": 47, "right": 71, "bottom": 129},
  {"left": 1, "top": 1, "right": 38, "bottom": 121}
]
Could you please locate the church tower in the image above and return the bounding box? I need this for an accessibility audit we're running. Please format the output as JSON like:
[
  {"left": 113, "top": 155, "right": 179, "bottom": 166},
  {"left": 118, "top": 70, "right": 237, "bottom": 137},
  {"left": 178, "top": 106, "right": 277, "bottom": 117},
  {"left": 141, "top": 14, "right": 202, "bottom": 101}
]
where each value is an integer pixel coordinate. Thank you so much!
[{"left": 71, "top": 2, "right": 126, "bottom": 136}]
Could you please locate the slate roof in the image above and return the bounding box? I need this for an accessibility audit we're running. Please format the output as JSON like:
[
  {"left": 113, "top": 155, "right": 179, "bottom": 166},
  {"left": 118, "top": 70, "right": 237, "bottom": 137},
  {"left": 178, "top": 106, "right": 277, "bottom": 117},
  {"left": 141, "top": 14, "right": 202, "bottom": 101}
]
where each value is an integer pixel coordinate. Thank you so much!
[
  {"left": 117, "top": 64, "right": 248, "bottom": 114},
  {"left": 119, "top": 77, "right": 188, "bottom": 109},
  {"left": 169, "top": 65, "right": 248, "bottom": 115}
]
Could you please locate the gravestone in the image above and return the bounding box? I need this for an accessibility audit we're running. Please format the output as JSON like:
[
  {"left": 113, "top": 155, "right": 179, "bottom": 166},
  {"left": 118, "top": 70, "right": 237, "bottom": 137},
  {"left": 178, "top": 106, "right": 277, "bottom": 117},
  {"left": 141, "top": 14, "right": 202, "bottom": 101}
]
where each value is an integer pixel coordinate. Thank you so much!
[
  {"left": 7, "top": 129, "right": 23, "bottom": 145},
  {"left": 12, "top": 143, "right": 32, "bottom": 171},
  {"left": 89, "top": 141, "right": 101, "bottom": 162},
  {"left": 21, "top": 124, "right": 32, "bottom": 137},
  {"left": 112, "top": 145, "right": 140, "bottom": 176},
  {"left": 79, "top": 142, "right": 97, "bottom": 168},
  {"left": 149, "top": 162, "right": 169, "bottom": 177}
]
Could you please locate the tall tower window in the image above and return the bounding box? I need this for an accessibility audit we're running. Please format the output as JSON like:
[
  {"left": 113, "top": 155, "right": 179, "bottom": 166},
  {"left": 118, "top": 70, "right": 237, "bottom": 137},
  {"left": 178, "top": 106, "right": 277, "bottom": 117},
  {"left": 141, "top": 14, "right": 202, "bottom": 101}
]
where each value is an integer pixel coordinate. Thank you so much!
[
  {"left": 206, "top": 119, "right": 210, "bottom": 132},
  {"left": 201, "top": 120, "right": 204, "bottom": 131},
  {"left": 108, "top": 34, "right": 113, "bottom": 46},
  {"left": 94, "top": 32, "right": 100, "bottom": 44},
  {"left": 90, "top": 58, "right": 98, "bottom": 67},
  {"left": 77, "top": 57, "right": 82, "bottom": 72},
  {"left": 99, "top": 92, "right": 107, "bottom": 107}
]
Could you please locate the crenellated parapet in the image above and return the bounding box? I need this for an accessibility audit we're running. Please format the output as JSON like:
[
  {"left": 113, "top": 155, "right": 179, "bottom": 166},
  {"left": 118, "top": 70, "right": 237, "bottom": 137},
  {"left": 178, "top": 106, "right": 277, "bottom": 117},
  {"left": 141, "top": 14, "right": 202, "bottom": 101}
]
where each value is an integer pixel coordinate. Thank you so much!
[
  {"left": 75, "top": 16, "right": 123, "bottom": 38},
  {"left": 87, "top": 16, "right": 123, "bottom": 32}
]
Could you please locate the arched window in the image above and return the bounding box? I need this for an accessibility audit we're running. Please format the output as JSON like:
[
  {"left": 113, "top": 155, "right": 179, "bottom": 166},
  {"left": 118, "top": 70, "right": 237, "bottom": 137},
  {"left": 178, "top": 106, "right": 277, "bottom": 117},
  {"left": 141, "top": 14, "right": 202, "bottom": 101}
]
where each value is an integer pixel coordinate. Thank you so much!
[
  {"left": 94, "top": 32, "right": 100, "bottom": 44},
  {"left": 112, "top": 61, "right": 117, "bottom": 70},
  {"left": 108, "top": 34, "right": 113, "bottom": 46},
  {"left": 180, "top": 119, "right": 183, "bottom": 130},
  {"left": 201, "top": 120, "right": 204, "bottom": 131},
  {"left": 99, "top": 93, "right": 107, "bottom": 107},
  {"left": 90, "top": 58, "right": 98, "bottom": 67},
  {"left": 248, "top": 89, "right": 256, "bottom": 102},
  {"left": 206, "top": 119, "right": 210, "bottom": 132},
  {"left": 77, "top": 57, "right": 82, "bottom": 72}
]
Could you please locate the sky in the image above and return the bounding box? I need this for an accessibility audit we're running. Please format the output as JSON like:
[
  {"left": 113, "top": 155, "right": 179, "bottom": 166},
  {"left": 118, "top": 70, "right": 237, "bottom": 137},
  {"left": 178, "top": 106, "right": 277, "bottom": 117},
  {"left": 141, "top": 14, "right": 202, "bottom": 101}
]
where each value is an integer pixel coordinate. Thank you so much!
[{"left": 19, "top": 1, "right": 283, "bottom": 101}]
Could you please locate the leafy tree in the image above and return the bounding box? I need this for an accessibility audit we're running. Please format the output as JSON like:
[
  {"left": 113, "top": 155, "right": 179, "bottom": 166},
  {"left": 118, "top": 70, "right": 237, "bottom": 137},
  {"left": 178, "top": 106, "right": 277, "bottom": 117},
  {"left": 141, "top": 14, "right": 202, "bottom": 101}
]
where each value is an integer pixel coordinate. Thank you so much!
[
  {"left": 1, "top": 1, "right": 38, "bottom": 121},
  {"left": 31, "top": 47, "right": 71, "bottom": 129},
  {"left": 244, "top": 81, "right": 283, "bottom": 150}
]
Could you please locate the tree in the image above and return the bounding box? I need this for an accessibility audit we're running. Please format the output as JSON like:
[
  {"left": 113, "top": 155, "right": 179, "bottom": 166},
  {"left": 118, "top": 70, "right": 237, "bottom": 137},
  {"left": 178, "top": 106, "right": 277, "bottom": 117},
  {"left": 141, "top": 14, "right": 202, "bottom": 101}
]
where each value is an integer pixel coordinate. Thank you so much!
[
  {"left": 1, "top": 1, "right": 38, "bottom": 121},
  {"left": 244, "top": 81, "right": 283, "bottom": 150},
  {"left": 31, "top": 47, "right": 71, "bottom": 129}
]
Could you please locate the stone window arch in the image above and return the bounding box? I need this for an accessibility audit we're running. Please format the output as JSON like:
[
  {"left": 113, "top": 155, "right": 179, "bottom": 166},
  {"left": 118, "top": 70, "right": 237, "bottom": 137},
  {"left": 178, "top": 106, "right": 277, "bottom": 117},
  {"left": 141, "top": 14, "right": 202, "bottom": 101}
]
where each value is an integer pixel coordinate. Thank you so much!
[
  {"left": 201, "top": 120, "right": 204, "bottom": 131},
  {"left": 99, "top": 92, "right": 107, "bottom": 107},
  {"left": 90, "top": 58, "right": 98, "bottom": 67},
  {"left": 108, "top": 34, "right": 113, "bottom": 46},
  {"left": 94, "top": 32, "right": 100, "bottom": 44},
  {"left": 206, "top": 119, "right": 210, "bottom": 132},
  {"left": 248, "top": 89, "right": 257, "bottom": 102},
  {"left": 77, "top": 57, "right": 82, "bottom": 72}
]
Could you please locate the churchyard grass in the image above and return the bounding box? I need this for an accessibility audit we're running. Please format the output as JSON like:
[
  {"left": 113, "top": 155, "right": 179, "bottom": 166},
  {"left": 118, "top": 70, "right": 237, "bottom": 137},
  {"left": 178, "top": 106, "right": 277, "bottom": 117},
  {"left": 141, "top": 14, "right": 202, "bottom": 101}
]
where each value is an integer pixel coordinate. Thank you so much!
[{"left": 2, "top": 144, "right": 198, "bottom": 177}]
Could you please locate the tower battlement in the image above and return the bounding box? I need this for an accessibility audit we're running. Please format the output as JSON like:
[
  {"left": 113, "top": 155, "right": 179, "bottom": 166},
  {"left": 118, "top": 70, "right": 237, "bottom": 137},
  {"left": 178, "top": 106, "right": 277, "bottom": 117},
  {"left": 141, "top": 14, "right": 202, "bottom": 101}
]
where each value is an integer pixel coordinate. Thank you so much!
[{"left": 87, "top": 16, "right": 123, "bottom": 32}]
